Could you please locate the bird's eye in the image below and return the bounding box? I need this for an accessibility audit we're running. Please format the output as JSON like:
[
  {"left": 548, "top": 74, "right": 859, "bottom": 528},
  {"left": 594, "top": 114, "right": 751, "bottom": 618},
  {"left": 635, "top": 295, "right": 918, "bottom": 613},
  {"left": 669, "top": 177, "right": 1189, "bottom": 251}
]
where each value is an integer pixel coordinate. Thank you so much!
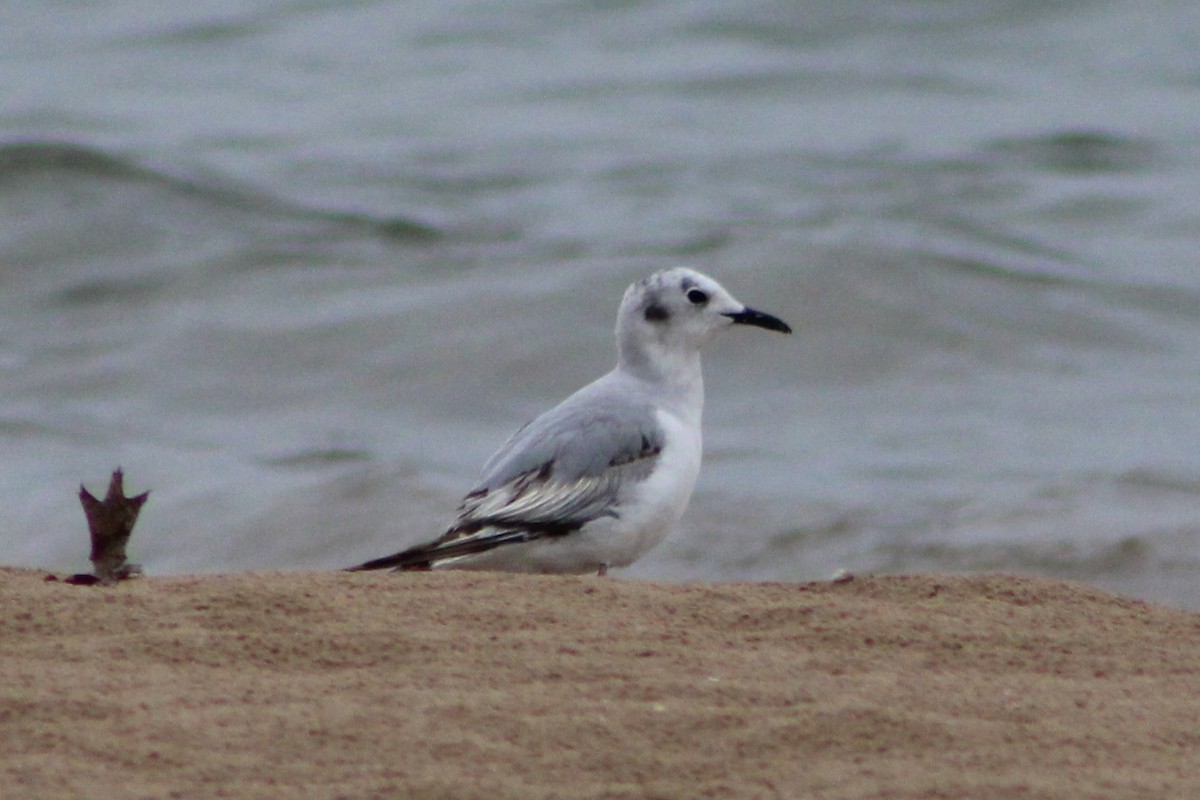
[{"left": 687, "top": 289, "right": 709, "bottom": 305}]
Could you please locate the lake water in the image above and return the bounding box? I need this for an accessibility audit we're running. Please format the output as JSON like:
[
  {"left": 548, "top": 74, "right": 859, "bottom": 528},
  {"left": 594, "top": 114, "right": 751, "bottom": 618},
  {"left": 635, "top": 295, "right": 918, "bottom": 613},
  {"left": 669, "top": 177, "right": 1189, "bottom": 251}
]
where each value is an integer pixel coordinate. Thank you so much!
[{"left": 3, "top": 1, "right": 1200, "bottom": 609}]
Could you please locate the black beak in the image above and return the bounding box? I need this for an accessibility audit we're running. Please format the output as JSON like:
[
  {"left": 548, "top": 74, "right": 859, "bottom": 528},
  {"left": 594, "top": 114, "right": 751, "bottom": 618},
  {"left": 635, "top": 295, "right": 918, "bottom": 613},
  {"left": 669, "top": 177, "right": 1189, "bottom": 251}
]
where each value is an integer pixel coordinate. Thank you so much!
[{"left": 724, "top": 306, "right": 792, "bottom": 334}]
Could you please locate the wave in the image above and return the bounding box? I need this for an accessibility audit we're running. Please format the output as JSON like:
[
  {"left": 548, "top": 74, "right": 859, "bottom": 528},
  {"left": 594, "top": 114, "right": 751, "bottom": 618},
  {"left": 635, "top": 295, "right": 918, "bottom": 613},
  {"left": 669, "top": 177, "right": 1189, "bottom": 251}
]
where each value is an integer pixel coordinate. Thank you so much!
[
  {"left": 0, "top": 140, "right": 441, "bottom": 243},
  {"left": 983, "top": 130, "right": 1160, "bottom": 175}
]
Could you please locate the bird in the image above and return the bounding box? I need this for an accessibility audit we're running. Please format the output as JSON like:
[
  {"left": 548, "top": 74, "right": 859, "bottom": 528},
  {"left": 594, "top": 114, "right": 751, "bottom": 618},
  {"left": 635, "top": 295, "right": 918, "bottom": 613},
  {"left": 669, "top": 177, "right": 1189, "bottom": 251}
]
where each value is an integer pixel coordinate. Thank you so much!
[{"left": 348, "top": 267, "right": 791, "bottom": 576}]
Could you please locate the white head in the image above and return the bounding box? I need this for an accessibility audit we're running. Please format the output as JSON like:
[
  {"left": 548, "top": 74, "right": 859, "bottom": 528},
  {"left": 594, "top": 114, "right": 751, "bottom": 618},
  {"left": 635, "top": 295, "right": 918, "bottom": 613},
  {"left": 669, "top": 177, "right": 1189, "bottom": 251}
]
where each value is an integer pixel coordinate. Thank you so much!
[{"left": 615, "top": 267, "right": 791, "bottom": 381}]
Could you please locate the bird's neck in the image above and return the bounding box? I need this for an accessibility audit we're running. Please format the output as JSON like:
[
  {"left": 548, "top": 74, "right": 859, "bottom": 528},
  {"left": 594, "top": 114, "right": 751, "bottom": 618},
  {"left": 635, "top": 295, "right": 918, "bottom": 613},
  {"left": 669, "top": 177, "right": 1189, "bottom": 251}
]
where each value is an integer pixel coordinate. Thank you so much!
[{"left": 617, "top": 341, "right": 705, "bottom": 421}]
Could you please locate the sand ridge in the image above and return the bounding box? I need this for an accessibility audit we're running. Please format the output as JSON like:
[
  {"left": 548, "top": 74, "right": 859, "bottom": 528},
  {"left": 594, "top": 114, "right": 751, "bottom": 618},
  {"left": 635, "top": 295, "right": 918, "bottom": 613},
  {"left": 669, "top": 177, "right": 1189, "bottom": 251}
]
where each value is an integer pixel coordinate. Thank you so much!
[{"left": 2, "top": 568, "right": 1198, "bottom": 799}]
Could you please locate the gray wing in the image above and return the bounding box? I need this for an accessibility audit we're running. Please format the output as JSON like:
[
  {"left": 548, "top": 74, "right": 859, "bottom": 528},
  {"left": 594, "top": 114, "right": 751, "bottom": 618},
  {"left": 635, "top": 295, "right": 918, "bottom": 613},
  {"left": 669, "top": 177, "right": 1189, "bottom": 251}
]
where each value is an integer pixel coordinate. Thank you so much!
[
  {"left": 347, "top": 383, "right": 666, "bottom": 572},
  {"left": 480, "top": 390, "right": 663, "bottom": 486},
  {"left": 459, "top": 393, "right": 665, "bottom": 533}
]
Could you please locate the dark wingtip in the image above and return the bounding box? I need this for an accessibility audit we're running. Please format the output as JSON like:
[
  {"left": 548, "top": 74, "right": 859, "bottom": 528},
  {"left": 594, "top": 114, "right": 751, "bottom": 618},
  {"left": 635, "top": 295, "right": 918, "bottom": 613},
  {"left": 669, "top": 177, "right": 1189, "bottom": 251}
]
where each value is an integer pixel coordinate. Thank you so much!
[
  {"left": 345, "top": 552, "right": 400, "bottom": 572},
  {"left": 346, "top": 548, "right": 434, "bottom": 572},
  {"left": 346, "top": 555, "right": 404, "bottom": 572}
]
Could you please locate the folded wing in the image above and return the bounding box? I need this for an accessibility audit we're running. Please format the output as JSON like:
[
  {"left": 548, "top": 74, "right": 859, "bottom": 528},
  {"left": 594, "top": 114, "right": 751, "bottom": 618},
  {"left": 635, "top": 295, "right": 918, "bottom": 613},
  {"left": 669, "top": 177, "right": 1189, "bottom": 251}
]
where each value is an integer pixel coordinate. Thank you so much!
[{"left": 349, "top": 396, "right": 664, "bottom": 571}]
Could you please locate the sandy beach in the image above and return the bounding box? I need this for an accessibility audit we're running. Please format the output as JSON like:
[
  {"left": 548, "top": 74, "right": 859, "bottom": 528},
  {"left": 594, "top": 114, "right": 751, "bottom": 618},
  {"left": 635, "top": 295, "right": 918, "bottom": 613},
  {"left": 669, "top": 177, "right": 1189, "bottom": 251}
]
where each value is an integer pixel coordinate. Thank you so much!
[{"left": 2, "top": 567, "right": 1197, "bottom": 799}]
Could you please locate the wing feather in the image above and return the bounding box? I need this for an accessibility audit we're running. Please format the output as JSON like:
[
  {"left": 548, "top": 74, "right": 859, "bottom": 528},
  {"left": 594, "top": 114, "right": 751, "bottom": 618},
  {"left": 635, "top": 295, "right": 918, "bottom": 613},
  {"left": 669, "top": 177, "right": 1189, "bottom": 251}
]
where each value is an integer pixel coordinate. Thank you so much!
[{"left": 348, "top": 389, "right": 665, "bottom": 571}]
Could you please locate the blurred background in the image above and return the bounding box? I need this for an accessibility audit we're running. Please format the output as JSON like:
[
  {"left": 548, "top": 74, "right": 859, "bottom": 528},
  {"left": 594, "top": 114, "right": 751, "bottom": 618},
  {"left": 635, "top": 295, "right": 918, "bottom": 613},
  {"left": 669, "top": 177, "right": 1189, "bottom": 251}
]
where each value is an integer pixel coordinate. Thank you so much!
[{"left": 3, "top": 1, "right": 1200, "bottom": 608}]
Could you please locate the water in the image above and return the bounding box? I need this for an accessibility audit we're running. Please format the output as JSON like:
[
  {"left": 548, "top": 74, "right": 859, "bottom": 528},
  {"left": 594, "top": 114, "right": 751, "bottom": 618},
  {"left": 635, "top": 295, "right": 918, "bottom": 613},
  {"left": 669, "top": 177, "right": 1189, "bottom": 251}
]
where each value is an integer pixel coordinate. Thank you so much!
[{"left": 3, "top": 1, "right": 1200, "bottom": 609}]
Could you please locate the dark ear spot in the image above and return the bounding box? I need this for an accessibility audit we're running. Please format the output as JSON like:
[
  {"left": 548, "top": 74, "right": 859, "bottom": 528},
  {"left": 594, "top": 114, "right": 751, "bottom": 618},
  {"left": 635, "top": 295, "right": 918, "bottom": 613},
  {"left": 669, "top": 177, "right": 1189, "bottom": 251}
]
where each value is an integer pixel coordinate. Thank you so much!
[{"left": 644, "top": 303, "right": 669, "bottom": 323}]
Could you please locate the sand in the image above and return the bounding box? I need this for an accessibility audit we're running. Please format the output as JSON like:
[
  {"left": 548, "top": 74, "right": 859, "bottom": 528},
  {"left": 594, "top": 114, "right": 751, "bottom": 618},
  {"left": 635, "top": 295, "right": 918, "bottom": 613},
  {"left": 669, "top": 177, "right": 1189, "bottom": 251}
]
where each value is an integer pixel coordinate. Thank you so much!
[{"left": 2, "top": 567, "right": 1198, "bottom": 799}]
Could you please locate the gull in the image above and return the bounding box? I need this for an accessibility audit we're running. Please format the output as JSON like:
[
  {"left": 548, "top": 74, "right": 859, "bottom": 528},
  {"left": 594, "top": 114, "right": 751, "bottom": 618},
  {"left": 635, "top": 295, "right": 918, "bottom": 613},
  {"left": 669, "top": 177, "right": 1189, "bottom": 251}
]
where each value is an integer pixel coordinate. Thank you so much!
[{"left": 349, "top": 267, "right": 791, "bottom": 576}]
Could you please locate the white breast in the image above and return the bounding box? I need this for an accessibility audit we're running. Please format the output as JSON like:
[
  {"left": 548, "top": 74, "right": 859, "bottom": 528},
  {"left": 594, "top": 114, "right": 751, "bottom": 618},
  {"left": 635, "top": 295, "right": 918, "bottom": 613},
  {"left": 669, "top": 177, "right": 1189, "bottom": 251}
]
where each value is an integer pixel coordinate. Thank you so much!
[{"left": 600, "top": 406, "right": 702, "bottom": 567}]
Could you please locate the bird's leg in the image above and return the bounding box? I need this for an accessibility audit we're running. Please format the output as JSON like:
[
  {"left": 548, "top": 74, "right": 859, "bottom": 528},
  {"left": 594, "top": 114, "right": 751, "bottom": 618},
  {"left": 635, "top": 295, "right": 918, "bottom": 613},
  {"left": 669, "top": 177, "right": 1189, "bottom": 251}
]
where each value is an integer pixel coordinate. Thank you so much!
[{"left": 597, "top": 564, "right": 609, "bottom": 577}]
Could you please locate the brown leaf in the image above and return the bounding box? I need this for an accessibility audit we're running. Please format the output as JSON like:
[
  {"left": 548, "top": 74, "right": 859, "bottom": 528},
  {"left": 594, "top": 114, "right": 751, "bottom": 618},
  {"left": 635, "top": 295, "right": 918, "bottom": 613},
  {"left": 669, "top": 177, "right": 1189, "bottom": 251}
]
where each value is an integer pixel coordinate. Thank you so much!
[{"left": 77, "top": 468, "right": 149, "bottom": 585}]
